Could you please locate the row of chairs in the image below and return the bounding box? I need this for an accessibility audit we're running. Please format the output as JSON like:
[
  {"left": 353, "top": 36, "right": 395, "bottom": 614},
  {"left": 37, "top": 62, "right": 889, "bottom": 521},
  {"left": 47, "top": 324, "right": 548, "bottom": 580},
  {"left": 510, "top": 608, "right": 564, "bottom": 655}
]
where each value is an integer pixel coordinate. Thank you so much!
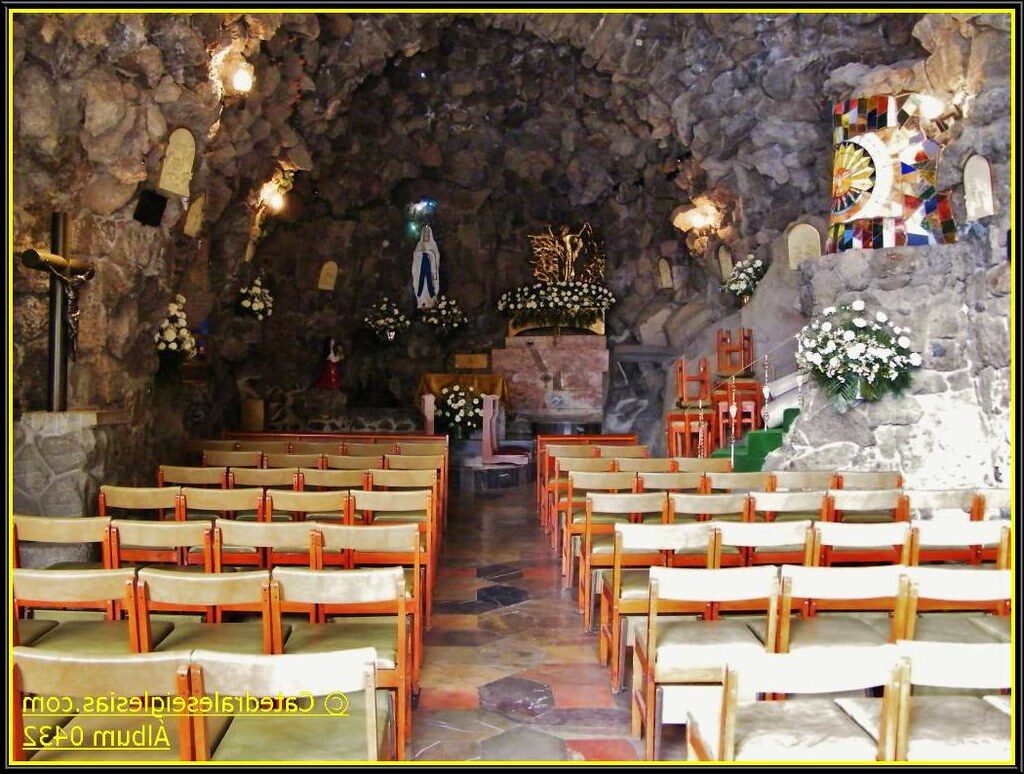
[
  {"left": 193, "top": 438, "right": 446, "bottom": 455},
  {"left": 14, "top": 647, "right": 394, "bottom": 760},
  {"left": 13, "top": 563, "right": 421, "bottom": 757},
  {"left": 197, "top": 451, "right": 443, "bottom": 470},
  {"left": 681, "top": 642, "right": 1010, "bottom": 761},
  {"left": 578, "top": 500, "right": 1011, "bottom": 630},
  {"left": 625, "top": 565, "right": 1010, "bottom": 759},
  {"left": 549, "top": 474, "right": 1009, "bottom": 590}
]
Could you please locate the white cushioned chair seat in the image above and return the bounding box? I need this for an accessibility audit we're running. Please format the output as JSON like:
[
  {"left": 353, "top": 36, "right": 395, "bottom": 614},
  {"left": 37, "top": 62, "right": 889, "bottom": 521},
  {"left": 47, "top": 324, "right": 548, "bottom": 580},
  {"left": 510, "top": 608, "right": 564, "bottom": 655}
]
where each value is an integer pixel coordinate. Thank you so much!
[
  {"left": 210, "top": 692, "right": 392, "bottom": 761},
  {"left": 16, "top": 618, "right": 59, "bottom": 645},
  {"left": 571, "top": 512, "right": 633, "bottom": 525},
  {"left": 31, "top": 620, "right": 173, "bottom": 655},
  {"left": 284, "top": 618, "right": 398, "bottom": 668},
  {"left": 154, "top": 621, "right": 282, "bottom": 654},
  {"left": 636, "top": 619, "right": 765, "bottom": 681},
  {"left": 894, "top": 696, "right": 1010, "bottom": 761},
  {"left": 835, "top": 511, "right": 896, "bottom": 524},
  {"left": 371, "top": 511, "right": 428, "bottom": 524},
  {"left": 733, "top": 699, "right": 879, "bottom": 761},
  {"left": 598, "top": 569, "right": 651, "bottom": 600},
  {"left": 786, "top": 614, "right": 890, "bottom": 650},
  {"left": 583, "top": 536, "right": 658, "bottom": 556},
  {"left": 910, "top": 613, "right": 1007, "bottom": 644}
]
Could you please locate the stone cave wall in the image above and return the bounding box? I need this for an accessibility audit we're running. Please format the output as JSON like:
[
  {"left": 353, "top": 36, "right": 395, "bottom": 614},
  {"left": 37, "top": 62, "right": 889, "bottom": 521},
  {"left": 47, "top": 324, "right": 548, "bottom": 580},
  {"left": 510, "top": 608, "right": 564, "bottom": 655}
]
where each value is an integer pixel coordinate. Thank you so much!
[
  {"left": 16, "top": 11, "right": 1005, "bottom": 474},
  {"left": 765, "top": 13, "right": 1013, "bottom": 487}
]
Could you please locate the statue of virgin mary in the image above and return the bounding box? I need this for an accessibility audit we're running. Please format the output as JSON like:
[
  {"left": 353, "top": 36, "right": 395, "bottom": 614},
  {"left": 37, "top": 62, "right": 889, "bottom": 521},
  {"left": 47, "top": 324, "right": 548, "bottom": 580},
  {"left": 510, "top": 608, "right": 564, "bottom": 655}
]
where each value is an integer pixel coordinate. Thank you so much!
[{"left": 412, "top": 225, "right": 440, "bottom": 309}]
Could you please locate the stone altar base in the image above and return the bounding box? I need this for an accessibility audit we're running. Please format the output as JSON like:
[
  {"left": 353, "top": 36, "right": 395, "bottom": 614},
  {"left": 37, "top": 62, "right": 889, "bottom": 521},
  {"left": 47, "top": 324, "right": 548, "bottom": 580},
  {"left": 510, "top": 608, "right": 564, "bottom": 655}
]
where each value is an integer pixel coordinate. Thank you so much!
[{"left": 491, "top": 335, "right": 609, "bottom": 415}]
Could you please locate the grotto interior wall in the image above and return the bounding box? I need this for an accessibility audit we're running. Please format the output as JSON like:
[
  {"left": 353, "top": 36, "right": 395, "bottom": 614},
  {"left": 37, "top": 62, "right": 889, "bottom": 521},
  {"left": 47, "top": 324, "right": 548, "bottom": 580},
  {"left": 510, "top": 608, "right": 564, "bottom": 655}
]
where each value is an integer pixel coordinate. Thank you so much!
[{"left": 12, "top": 11, "right": 1010, "bottom": 483}]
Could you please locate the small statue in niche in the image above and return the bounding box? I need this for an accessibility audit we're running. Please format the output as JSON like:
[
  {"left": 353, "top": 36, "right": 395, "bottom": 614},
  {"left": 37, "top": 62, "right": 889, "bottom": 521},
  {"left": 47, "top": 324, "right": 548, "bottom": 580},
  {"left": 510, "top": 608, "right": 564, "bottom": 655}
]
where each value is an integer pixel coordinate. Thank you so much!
[{"left": 315, "top": 337, "right": 343, "bottom": 391}]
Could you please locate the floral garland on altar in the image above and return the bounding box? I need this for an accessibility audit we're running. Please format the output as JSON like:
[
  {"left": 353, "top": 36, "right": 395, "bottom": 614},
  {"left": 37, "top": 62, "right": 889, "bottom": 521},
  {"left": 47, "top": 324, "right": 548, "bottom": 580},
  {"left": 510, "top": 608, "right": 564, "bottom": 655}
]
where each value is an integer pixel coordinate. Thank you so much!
[
  {"left": 796, "top": 300, "right": 921, "bottom": 412},
  {"left": 497, "top": 281, "right": 616, "bottom": 330},
  {"left": 436, "top": 384, "right": 483, "bottom": 437}
]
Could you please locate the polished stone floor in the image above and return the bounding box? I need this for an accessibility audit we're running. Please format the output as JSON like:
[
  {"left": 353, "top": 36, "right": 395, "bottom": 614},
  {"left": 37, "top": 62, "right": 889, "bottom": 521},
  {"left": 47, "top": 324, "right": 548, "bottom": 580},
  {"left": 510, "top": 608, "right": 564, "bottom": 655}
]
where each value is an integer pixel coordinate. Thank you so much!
[{"left": 411, "top": 483, "right": 650, "bottom": 761}]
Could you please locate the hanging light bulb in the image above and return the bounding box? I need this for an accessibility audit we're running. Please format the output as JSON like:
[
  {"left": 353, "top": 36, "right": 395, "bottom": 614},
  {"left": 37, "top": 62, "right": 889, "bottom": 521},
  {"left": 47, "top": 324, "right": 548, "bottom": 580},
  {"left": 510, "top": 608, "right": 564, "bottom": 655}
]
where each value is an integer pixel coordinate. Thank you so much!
[{"left": 259, "top": 181, "right": 285, "bottom": 212}]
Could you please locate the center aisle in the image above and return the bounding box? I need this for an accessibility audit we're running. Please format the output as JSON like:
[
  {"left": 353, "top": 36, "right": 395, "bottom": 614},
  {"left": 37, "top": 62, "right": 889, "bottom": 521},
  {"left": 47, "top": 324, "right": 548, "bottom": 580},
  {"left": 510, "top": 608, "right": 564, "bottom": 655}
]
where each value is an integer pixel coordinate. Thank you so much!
[{"left": 411, "top": 483, "right": 644, "bottom": 761}]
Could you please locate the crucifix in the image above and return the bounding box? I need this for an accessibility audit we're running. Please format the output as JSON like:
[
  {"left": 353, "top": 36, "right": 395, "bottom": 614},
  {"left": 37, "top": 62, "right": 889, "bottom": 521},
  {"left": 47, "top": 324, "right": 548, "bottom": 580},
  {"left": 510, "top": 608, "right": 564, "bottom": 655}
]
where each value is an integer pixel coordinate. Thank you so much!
[{"left": 19, "top": 213, "right": 95, "bottom": 411}]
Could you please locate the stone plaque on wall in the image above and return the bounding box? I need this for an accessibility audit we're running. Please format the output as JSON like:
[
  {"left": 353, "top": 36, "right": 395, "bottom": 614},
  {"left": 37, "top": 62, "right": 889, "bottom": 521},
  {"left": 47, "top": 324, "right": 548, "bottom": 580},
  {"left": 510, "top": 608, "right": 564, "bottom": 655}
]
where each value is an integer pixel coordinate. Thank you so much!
[
  {"left": 158, "top": 128, "right": 196, "bottom": 197},
  {"left": 787, "top": 223, "right": 822, "bottom": 269},
  {"left": 317, "top": 260, "right": 339, "bottom": 290}
]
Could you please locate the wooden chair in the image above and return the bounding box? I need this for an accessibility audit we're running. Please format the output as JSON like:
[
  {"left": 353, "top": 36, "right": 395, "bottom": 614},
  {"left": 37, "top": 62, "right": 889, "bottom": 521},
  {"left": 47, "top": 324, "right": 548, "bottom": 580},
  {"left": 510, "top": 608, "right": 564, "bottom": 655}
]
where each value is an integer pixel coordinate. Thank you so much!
[
  {"left": 228, "top": 467, "right": 299, "bottom": 492},
  {"left": 234, "top": 440, "right": 290, "bottom": 454},
  {"left": 814, "top": 521, "right": 912, "bottom": 566},
  {"left": 668, "top": 493, "right": 748, "bottom": 524},
  {"left": 177, "top": 486, "right": 264, "bottom": 522},
  {"left": 667, "top": 411, "right": 716, "bottom": 458},
  {"left": 345, "top": 442, "right": 398, "bottom": 456},
  {"left": 716, "top": 399, "right": 758, "bottom": 446},
  {"left": 264, "top": 489, "right": 348, "bottom": 523},
  {"left": 312, "top": 522, "right": 425, "bottom": 677},
  {"left": 363, "top": 470, "right": 440, "bottom": 556},
  {"left": 674, "top": 457, "right": 732, "bottom": 473},
  {"left": 99, "top": 485, "right": 179, "bottom": 521},
  {"left": 187, "top": 648, "right": 393, "bottom": 761},
  {"left": 325, "top": 454, "right": 384, "bottom": 470},
  {"left": 107, "top": 519, "right": 214, "bottom": 571},
  {"left": 777, "top": 565, "right": 908, "bottom": 653},
  {"left": 902, "top": 567, "right": 1010, "bottom": 644},
  {"left": 559, "top": 471, "right": 638, "bottom": 586},
  {"left": 158, "top": 465, "right": 227, "bottom": 488},
  {"left": 714, "top": 520, "right": 815, "bottom": 567},
  {"left": 637, "top": 471, "right": 705, "bottom": 494},
  {"left": 909, "top": 519, "right": 1010, "bottom": 568},
  {"left": 539, "top": 446, "right": 600, "bottom": 528},
  {"left": 766, "top": 470, "right": 835, "bottom": 492},
  {"left": 903, "top": 489, "right": 976, "bottom": 523},
  {"left": 268, "top": 567, "right": 410, "bottom": 759},
  {"left": 350, "top": 490, "right": 436, "bottom": 609},
  {"left": 13, "top": 515, "right": 110, "bottom": 570},
  {"left": 12, "top": 648, "right": 192, "bottom": 762},
  {"left": 973, "top": 488, "right": 1011, "bottom": 521},
  {"left": 748, "top": 490, "right": 828, "bottom": 524},
  {"left": 888, "top": 641, "right": 1010, "bottom": 761},
  {"left": 209, "top": 518, "right": 320, "bottom": 570},
  {"left": 298, "top": 468, "right": 364, "bottom": 492},
  {"left": 675, "top": 357, "right": 712, "bottom": 407},
  {"left": 716, "top": 328, "right": 753, "bottom": 376},
  {"left": 829, "top": 488, "right": 908, "bottom": 524},
  {"left": 834, "top": 471, "right": 904, "bottom": 490},
  {"left": 578, "top": 493, "right": 668, "bottom": 629},
  {"left": 202, "top": 450, "right": 263, "bottom": 468},
  {"left": 134, "top": 568, "right": 275, "bottom": 654},
  {"left": 633, "top": 565, "right": 780, "bottom": 759},
  {"left": 688, "top": 647, "right": 900, "bottom": 762},
  {"left": 595, "top": 444, "right": 649, "bottom": 459},
  {"left": 705, "top": 472, "right": 768, "bottom": 494},
  {"left": 291, "top": 441, "right": 344, "bottom": 455},
  {"left": 384, "top": 454, "right": 448, "bottom": 529},
  {"left": 616, "top": 458, "right": 675, "bottom": 474},
  {"left": 598, "top": 522, "right": 717, "bottom": 692},
  {"left": 546, "top": 457, "right": 617, "bottom": 547},
  {"left": 13, "top": 568, "right": 143, "bottom": 654},
  {"left": 264, "top": 453, "right": 324, "bottom": 470}
]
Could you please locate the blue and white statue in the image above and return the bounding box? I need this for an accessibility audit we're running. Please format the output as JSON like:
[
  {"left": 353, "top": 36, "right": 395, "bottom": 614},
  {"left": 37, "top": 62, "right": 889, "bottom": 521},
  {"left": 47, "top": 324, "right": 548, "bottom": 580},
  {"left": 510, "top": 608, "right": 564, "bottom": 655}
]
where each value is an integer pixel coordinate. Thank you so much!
[{"left": 412, "top": 225, "right": 440, "bottom": 309}]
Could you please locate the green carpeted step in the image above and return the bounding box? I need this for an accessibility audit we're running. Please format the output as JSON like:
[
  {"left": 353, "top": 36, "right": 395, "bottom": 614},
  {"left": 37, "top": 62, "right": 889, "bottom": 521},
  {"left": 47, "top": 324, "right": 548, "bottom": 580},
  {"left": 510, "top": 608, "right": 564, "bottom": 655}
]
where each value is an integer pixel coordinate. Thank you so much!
[
  {"left": 745, "top": 429, "right": 784, "bottom": 457},
  {"left": 782, "top": 407, "right": 801, "bottom": 433}
]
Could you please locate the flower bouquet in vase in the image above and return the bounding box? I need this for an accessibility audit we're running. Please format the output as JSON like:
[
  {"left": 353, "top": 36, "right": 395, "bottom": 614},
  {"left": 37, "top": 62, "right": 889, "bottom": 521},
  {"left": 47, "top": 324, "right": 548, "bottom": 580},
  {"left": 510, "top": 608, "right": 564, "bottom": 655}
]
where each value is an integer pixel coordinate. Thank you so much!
[
  {"left": 436, "top": 384, "right": 483, "bottom": 441},
  {"left": 153, "top": 294, "right": 198, "bottom": 379}
]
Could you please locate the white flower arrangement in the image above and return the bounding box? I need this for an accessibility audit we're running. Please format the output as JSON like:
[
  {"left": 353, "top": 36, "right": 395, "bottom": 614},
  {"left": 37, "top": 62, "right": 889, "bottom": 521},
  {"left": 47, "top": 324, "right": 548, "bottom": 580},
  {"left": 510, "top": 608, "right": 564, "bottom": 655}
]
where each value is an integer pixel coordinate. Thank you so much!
[
  {"left": 238, "top": 277, "right": 274, "bottom": 321},
  {"left": 496, "top": 281, "right": 616, "bottom": 329},
  {"left": 364, "top": 296, "right": 411, "bottom": 342},
  {"left": 437, "top": 384, "right": 483, "bottom": 436},
  {"left": 420, "top": 294, "right": 467, "bottom": 336},
  {"left": 723, "top": 254, "right": 768, "bottom": 298},
  {"left": 153, "top": 294, "right": 197, "bottom": 359},
  {"left": 796, "top": 300, "right": 922, "bottom": 412}
]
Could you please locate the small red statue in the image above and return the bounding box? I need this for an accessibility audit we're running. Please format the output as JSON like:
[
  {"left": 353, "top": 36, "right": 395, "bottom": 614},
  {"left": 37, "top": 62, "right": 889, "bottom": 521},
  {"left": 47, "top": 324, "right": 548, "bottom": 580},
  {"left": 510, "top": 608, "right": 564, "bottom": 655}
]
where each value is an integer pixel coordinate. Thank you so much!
[{"left": 315, "top": 337, "right": 343, "bottom": 391}]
